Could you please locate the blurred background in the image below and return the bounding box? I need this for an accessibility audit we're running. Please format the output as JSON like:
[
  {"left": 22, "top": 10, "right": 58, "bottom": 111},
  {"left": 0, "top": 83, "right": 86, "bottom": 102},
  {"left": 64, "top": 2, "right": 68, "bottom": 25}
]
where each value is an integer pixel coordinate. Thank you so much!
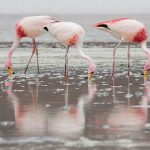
[{"left": 0, "top": 0, "right": 150, "bottom": 15}]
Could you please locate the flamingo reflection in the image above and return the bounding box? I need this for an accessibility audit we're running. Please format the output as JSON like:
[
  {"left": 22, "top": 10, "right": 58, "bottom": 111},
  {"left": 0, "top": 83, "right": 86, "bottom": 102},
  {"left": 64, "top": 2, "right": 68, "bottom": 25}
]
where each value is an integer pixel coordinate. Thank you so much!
[
  {"left": 5, "top": 79, "right": 97, "bottom": 138},
  {"left": 48, "top": 81, "right": 97, "bottom": 138},
  {"left": 108, "top": 75, "right": 149, "bottom": 133},
  {"left": 5, "top": 80, "right": 47, "bottom": 135}
]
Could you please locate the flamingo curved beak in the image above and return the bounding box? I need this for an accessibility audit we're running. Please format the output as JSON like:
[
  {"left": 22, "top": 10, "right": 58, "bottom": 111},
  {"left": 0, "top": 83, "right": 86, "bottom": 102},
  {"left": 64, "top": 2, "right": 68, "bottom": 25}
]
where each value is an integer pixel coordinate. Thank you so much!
[
  {"left": 88, "top": 72, "right": 94, "bottom": 80},
  {"left": 7, "top": 67, "right": 15, "bottom": 75}
]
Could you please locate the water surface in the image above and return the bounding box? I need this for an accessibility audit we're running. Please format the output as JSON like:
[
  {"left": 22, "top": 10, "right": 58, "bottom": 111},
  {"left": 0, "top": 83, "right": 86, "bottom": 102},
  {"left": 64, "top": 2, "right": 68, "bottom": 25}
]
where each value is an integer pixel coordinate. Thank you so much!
[{"left": 0, "top": 47, "right": 150, "bottom": 149}]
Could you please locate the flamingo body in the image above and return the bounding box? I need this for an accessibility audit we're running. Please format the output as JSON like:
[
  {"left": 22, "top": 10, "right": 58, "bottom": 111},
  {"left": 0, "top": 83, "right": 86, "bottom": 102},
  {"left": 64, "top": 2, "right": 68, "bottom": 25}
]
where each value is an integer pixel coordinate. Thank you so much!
[
  {"left": 16, "top": 16, "right": 56, "bottom": 38},
  {"left": 46, "top": 22, "right": 85, "bottom": 47},
  {"left": 95, "top": 18, "right": 148, "bottom": 43}
]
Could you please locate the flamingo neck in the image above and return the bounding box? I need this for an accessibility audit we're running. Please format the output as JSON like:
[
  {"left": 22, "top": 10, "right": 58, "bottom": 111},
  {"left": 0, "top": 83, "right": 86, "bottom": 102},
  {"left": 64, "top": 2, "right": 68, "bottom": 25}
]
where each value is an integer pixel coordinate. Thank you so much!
[
  {"left": 141, "top": 41, "right": 150, "bottom": 60},
  {"left": 8, "top": 37, "right": 20, "bottom": 59},
  {"left": 78, "top": 48, "right": 94, "bottom": 66}
]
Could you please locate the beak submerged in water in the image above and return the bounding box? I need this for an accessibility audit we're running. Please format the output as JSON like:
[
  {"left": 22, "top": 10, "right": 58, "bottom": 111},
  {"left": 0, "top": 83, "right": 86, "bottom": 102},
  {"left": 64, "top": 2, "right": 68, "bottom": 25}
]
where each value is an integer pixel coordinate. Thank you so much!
[
  {"left": 7, "top": 67, "right": 14, "bottom": 75},
  {"left": 88, "top": 72, "right": 94, "bottom": 80}
]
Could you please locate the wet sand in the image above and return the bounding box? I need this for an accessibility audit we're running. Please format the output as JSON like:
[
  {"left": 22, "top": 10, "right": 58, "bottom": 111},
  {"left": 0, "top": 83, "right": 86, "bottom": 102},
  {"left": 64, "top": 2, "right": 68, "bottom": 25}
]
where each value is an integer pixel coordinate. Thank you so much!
[{"left": 0, "top": 46, "right": 150, "bottom": 150}]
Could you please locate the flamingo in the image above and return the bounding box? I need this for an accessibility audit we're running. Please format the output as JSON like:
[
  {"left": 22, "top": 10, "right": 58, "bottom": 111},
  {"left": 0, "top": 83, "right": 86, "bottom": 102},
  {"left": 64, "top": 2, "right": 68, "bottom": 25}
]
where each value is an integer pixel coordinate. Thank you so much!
[
  {"left": 5, "top": 16, "right": 96, "bottom": 79},
  {"left": 94, "top": 18, "right": 150, "bottom": 77}
]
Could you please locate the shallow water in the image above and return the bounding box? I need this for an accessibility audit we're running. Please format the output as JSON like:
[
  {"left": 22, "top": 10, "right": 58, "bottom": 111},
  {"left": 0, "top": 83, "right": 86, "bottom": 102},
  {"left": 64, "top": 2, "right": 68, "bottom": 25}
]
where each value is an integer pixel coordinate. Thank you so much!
[{"left": 0, "top": 47, "right": 150, "bottom": 150}]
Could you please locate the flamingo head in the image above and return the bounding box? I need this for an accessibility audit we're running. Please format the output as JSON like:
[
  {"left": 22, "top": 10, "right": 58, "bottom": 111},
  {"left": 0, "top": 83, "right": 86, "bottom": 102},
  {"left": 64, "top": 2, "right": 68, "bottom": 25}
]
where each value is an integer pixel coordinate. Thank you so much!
[
  {"left": 88, "top": 63, "right": 96, "bottom": 80},
  {"left": 144, "top": 60, "right": 150, "bottom": 78},
  {"left": 4, "top": 60, "right": 14, "bottom": 75}
]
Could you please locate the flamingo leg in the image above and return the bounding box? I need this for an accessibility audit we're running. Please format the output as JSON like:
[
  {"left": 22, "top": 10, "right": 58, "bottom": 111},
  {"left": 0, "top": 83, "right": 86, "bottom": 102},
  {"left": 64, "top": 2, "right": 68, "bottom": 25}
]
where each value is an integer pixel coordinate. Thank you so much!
[
  {"left": 112, "top": 40, "right": 122, "bottom": 77},
  {"left": 24, "top": 39, "right": 36, "bottom": 74},
  {"left": 64, "top": 83, "right": 69, "bottom": 110},
  {"left": 33, "top": 39, "right": 40, "bottom": 74},
  {"left": 112, "top": 77, "right": 116, "bottom": 105},
  {"left": 64, "top": 45, "right": 70, "bottom": 80},
  {"left": 127, "top": 44, "right": 131, "bottom": 76},
  {"left": 28, "top": 83, "right": 38, "bottom": 106}
]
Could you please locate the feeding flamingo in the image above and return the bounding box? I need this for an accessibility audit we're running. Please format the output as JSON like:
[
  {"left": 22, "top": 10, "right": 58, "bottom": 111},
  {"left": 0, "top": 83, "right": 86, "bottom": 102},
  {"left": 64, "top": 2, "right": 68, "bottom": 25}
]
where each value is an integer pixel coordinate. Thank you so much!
[
  {"left": 5, "top": 16, "right": 96, "bottom": 79},
  {"left": 94, "top": 18, "right": 150, "bottom": 77}
]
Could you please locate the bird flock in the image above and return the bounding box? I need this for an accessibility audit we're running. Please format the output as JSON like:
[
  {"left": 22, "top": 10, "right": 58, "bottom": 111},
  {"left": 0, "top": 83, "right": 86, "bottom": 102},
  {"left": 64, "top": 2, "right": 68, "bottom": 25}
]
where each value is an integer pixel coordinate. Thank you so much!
[{"left": 4, "top": 16, "right": 150, "bottom": 79}]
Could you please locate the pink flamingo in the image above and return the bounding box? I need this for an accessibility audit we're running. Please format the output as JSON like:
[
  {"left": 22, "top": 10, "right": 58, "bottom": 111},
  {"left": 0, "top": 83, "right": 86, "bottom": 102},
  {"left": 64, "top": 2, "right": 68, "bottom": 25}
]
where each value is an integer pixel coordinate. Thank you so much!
[
  {"left": 94, "top": 18, "right": 150, "bottom": 77},
  {"left": 5, "top": 16, "right": 96, "bottom": 79}
]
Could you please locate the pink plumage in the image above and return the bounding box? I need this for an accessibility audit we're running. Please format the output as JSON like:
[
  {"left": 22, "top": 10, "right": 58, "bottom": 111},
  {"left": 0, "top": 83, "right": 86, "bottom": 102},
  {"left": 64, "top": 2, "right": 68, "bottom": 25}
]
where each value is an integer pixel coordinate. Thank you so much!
[
  {"left": 68, "top": 34, "right": 79, "bottom": 45},
  {"left": 95, "top": 18, "right": 129, "bottom": 27},
  {"left": 94, "top": 18, "right": 150, "bottom": 75},
  {"left": 133, "top": 28, "right": 148, "bottom": 43},
  {"left": 16, "top": 23, "right": 26, "bottom": 38}
]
